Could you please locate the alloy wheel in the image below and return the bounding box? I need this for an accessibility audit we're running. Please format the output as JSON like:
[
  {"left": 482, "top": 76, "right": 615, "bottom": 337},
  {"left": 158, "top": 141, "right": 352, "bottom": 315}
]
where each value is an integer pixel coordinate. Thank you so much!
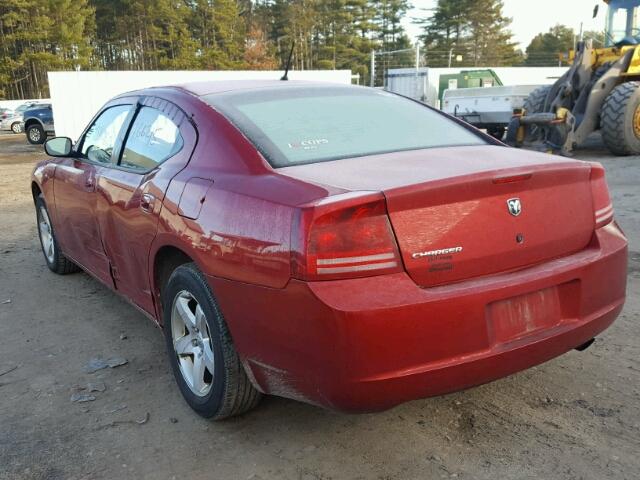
[
  {"left": 170, "top": 290, "right": 215, "bottom": 397},
  {"left": 29, "top": 128, "right": 41, "bottom": 143},
  {"left": 38, "top": 206, "right": 55, "bottom": 263}
]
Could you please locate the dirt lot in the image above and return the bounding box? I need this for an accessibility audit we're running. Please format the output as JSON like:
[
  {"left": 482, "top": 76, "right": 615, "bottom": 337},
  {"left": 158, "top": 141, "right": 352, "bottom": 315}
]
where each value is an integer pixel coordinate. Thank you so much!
[{"left": 0, "top": 131, "right": 638, "bottom": 480}]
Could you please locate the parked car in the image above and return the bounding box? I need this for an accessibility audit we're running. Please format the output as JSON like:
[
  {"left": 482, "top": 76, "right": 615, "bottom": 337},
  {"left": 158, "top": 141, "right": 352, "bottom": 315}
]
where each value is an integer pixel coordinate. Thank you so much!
[
  {"left": 31, "top": 81, "right": 628, "bottom": 419},
  {"left": 0, "top": 107, "right": 13, "bottom": 120},
  {"left": 23, "top": 103, "right": 54, "bottom": 144},
  {"left": 1, "top": 115, "right": 23, "bottom": 133},
  {"left": 1, "top": 102, "right": 42, "bottom": 134}
]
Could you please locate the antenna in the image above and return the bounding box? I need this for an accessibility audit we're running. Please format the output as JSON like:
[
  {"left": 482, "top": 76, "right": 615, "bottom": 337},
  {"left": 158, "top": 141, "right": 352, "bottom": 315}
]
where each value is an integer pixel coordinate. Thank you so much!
[{"left": 281, "top": 42, "right": 295, "bottom": 81}]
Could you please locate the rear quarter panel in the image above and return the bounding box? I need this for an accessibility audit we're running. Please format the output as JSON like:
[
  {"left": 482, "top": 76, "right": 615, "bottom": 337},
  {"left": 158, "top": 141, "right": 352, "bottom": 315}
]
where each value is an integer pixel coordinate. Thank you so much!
[
  {"left": 148, "top": 90, "right": 341, "bottom": 320},
  {"left": 155, "top": 180, "right": 294, "bottom": 288}
]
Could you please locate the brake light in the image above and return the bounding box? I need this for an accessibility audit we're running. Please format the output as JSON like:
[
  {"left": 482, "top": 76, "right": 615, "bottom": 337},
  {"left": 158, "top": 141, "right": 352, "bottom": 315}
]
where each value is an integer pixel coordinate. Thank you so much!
[
  {"left": 292, "top": 193, "right": 402, "bottom": 281},
  {"left": 589, "top": 163, "right": 613, "bottom": 228}
]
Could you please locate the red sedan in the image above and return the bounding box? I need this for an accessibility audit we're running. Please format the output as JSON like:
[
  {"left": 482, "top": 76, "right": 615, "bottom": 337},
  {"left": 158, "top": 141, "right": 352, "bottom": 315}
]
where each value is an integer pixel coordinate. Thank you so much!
[{"left": 32, "top": 81, "right": 628, "bottom": 419}]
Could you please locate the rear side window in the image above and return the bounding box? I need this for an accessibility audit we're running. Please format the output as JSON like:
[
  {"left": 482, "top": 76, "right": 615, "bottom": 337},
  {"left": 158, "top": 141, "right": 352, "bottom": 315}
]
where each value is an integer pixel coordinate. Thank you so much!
[
  {"left": 205, "top": 87, "right": 486, "bottom": 167},
  {"left": 120, "top": 106, "right": 184, "bottom": 171}
]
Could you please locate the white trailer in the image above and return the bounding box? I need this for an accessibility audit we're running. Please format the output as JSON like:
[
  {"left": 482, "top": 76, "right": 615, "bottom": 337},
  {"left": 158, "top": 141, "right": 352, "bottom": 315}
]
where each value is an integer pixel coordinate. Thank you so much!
[
  {"left": 384, "top": 68, "right": 429, "bottom": 103},
  {"left": 441, "top": 85, "right": 541, "bottom": 138}
]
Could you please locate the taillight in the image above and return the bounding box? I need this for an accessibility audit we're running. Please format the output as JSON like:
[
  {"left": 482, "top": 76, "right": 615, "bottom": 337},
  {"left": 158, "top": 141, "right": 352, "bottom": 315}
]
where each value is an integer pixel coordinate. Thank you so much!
[
  {"left": 589, "top": 162, "right": 613, "bottom": 229},
  {"left": 292, "top": 193, "right": 402, "bottom": 281}
]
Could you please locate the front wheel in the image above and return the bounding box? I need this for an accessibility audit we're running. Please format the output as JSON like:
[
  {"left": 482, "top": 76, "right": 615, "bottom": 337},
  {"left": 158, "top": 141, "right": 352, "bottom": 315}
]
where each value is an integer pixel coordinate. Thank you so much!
[
  {"left": 36, "top": 195, "right": 81, "bottom": 274},
  {"left": 600, "top": 81, "right": 640, "bottom": 155},
  {"left": 11, "top": 122, "right": 22, "bottom": 134},
  {"left": 523, "top": 85, "right": 552, "bottom": 114},
  {"left": 521, "top": 85, "right": 553, "bottom": 144},
  {"left": 26, "top": 124, "right": 45, "bottom": 144},
  {"left": 163, "top": 263, "right": 262, "bottom": 419}
]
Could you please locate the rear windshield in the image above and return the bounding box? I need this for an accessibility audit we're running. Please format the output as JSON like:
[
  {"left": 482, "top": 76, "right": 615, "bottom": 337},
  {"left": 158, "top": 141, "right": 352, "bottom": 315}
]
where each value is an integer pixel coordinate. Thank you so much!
[{"left": 204, "top": 86, "right": 486, "bottom": 167}]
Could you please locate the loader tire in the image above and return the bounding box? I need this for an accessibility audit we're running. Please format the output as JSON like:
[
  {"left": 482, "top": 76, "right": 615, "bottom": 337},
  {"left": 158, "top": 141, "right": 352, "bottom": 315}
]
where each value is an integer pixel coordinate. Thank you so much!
[
  {"left": 523, "top": 85, "right": 552, "bottom": 114},
  {"left": 600, "top": 81, "right": 640, "bottom": 156},
  {"left": 521, "top": 85, "right": 552, "bottom": 143}
]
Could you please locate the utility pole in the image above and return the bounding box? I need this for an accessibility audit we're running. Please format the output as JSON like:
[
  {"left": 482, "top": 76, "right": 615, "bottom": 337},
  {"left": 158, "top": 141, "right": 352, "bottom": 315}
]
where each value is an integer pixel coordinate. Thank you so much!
[
  {"left": 415, "top": 43, "right": 421, "bottom": 101},
  {"left": 448, "top": 48, "right": 454, "bottom": 68},
  {"left": 370, "top": 50, "right": 376, "bottom": 87}
]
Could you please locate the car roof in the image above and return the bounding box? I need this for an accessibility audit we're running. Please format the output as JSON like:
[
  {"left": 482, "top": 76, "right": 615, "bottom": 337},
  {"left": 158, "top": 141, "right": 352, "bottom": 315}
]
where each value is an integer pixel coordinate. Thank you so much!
[{"left": 136, "top": 80, "right": 356, "bottom": 98}]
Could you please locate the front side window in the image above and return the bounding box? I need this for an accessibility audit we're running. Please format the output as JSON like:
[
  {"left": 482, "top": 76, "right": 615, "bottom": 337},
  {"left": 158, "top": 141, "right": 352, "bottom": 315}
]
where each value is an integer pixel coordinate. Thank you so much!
[
  {"left": 81, "top": 105, "right": 132, "bottom": 164},
  {"left": 205, "top": 86, "right": 486, "bottom": 167},
  {"left": 119, "top": 107, "right": 184, "bottom": 171}
]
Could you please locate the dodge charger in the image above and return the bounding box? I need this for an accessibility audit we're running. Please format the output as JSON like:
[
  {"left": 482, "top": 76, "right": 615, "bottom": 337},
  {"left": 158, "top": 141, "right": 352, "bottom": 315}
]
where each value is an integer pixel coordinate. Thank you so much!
[{"left": 31, "top": 81, "right": 628, "bottom": 419}]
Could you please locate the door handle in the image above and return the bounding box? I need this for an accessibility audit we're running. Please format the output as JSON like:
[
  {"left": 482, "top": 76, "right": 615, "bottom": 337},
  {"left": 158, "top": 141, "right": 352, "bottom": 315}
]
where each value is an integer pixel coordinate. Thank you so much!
[{"left": 140, "top": 193, "right": 155, "bottom": 213}]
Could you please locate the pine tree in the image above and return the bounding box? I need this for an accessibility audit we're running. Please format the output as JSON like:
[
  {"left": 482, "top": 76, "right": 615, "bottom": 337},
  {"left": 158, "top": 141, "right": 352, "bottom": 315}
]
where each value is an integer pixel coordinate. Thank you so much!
[
  {"left": 466, "top": 0, "right": 518, "bottom": 66},
  {"left": 0, "top": 0, "right": 418, "bottom": 99},
  {"left": 418, "top": 0, "right": 469, "bottom": 66},
  {"left": 373, "top": 0, "right": 410, "bottom": 51},
  {"left": 418, "top": 0, "right": 519, "bottom": 67},
  {"left": 189, "top": 0, "right": 247, "bottom": 69},
  {"left": 0, "top": 0, "right": 94, "bottom": 98}
]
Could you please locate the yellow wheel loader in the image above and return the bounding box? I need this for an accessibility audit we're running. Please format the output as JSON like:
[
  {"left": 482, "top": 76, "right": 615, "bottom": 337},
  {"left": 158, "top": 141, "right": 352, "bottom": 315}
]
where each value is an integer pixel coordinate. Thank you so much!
[{"left": 507, "top": 0, "right": 640, "bottom": 156}]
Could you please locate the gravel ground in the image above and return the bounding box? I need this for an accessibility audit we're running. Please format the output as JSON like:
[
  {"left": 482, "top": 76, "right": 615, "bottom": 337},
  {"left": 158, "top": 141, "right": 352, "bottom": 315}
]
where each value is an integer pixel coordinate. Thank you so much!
[{"left": 0, "top": 132, "right": 638, "bottom": 480}]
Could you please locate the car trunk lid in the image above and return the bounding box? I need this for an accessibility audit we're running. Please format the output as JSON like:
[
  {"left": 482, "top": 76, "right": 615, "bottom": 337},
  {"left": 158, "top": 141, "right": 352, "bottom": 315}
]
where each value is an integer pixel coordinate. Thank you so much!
[{"left": 279, "top": 145, "right": 595, "bottom": 287}]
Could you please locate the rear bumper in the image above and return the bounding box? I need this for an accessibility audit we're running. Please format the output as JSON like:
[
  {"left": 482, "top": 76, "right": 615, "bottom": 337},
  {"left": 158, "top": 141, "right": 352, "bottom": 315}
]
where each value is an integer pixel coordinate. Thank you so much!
[{"left": 208, "top": 222, "right": 628, "bottom": 413}]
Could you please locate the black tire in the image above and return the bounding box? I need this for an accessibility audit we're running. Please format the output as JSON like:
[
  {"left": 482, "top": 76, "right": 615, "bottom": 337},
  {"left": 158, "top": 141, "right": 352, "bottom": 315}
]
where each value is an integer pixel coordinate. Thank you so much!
[
  {"left": 11, "top": 122, "right": 22, "bottom": 134},
  {"left": 26, "top": 123, "right": 45, "bottom": 144},
  {"left": 521, "top": 85, "right": 553, "bottom": 143},
  {"left": 35, "top": 195, "right": 81, "bottom": 274},
  {"left": 163, "top": 263, "right": 262, "bottom": 419},
  {"left": 524, "top": 85, "right": 552, "bottom": 114},
  {"left": 600, "top": 81, "right": 640, "bottom": 156},
  {"left": 505, "top": 116, "right": 521, "bottom": 147}
]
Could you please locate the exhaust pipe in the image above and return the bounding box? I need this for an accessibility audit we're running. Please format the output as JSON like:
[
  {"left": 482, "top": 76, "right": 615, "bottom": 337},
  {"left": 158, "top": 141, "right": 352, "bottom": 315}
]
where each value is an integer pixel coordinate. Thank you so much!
[{"left": 575, "top": 338, "right": 595, "bottom": 352}]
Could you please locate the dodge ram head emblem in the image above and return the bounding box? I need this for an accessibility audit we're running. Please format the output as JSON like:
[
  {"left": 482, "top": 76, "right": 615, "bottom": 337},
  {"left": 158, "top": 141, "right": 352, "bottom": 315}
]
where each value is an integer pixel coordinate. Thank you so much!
[{"left": 507, "top": 198, "right": 522, "bottom": 217}]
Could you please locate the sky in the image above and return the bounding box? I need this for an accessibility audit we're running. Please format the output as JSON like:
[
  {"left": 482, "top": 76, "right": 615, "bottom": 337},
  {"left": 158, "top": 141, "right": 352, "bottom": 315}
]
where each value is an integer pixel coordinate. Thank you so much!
[{"left": 403, "top": 0, "right": 604, "bottom": 50}]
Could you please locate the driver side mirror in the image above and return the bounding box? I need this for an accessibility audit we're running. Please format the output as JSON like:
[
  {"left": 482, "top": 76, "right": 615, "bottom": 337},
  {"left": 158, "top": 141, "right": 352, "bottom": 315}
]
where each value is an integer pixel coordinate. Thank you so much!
[
  {"left": 593, "top": 4, "right": 599, "bottom": 18},
  {"left": 44, "top": 137, "right": 73, "bottom": 157}
]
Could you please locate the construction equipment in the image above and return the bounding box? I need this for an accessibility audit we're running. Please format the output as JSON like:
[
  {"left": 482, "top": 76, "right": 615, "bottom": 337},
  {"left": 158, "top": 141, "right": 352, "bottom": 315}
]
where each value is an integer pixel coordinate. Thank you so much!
[{"left": 507, "top": 0, "right": 640, "bottom": 156}]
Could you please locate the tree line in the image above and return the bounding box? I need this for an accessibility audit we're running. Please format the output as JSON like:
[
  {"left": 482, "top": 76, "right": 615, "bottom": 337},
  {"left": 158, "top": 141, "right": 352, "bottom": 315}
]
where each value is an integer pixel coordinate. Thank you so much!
[
  {"left": 0, "top": 0, "right": 603, "bottom": 100},
  {"left": 418, "top": 0, "right": 520, "bottom": 67},
  {"left": 0, "top": 0, "right": 412, "bottom": 98}
]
